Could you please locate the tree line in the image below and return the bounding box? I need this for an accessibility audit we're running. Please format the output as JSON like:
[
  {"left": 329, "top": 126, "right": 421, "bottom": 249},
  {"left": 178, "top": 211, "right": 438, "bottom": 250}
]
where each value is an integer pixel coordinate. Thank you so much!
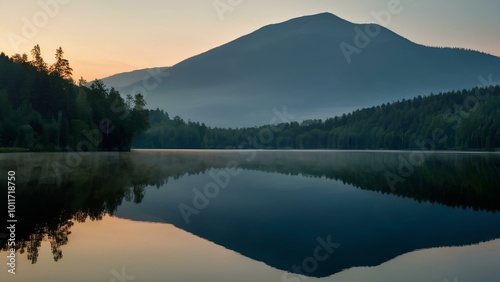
[
  {"left": 3, "top": 149, "right": 499, "bottom": 264},
  {"left": 134, "top": 85, "right": 500, "bottom": 150},
  {"left": 0, "top": 45, "right": 149, "bottom": 151},
  {"left": 2, "top": 45, "right": 498, "bottom": 152}
]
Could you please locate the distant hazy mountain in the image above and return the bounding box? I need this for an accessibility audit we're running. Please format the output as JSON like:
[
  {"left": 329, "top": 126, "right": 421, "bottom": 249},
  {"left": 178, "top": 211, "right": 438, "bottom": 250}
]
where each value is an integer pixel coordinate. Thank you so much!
[
  {"left": 101, "top": 13, "right": 500, "bottom": 128},
  {"left": 99, "top": 67, "right": 170, "bottom": 89}
]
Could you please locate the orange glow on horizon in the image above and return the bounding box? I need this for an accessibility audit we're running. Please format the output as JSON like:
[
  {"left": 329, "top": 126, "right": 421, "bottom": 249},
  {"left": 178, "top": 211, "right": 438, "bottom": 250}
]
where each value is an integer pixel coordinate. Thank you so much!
[{"left": 1, "top": 1, "right": 499, "bottom": 81}]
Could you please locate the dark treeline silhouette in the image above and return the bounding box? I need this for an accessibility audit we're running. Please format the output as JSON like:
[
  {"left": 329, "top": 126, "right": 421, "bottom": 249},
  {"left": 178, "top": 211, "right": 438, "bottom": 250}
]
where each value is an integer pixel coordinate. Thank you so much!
[
  {"left": 133, "top": 85, "right": 500, "bottom": 150},
  {"left": 0, "top": 152, "right": 236, "bottom": 263},
  {"left": 239, "top": 151, "right": 500, "bottom": 212},
  {"left": 1, "top": 151, "right": 499, "bottom": 264},
  {"left": 2, "top": 45, "right": 498, "bottom": 152},
  {"left": 0, "top": 46, "right": 149, "bottom": 152}
]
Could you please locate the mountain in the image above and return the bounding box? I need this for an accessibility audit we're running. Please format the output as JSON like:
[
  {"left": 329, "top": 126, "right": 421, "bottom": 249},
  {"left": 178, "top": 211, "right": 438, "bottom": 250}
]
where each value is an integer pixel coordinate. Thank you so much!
[
  {"left": 99, "top": 67, "right": 170, "bottom": 89},
  {"left": 7, "top": 151, "right": 500, "bottom": 277},
  {"left": 111, "top": 151, "right": 500, "bottom": 277},
  {"left": 101, "top": 13, "right": 500, "bottom": 128},
  {"left": 132, "top": 86, "right": 500, "bottom": 150}
]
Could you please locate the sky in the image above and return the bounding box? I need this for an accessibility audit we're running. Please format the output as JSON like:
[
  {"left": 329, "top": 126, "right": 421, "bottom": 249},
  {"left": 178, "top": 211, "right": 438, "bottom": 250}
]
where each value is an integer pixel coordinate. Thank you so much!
[{"left": 1, "top": 0, "right": 499, "bottom": 80}]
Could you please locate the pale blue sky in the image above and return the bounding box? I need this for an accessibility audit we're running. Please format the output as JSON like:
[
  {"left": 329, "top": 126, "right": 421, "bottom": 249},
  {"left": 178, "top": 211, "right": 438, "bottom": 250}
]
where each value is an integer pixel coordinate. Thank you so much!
[{"left": 1, "top": 0, "right": 499, "bottom": 79}]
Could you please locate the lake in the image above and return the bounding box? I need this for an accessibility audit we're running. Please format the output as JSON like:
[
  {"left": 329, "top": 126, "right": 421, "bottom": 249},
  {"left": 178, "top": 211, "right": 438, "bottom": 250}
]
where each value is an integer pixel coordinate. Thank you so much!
[{"left": 1, "top": 150, "right": 500, "bottom": 282}]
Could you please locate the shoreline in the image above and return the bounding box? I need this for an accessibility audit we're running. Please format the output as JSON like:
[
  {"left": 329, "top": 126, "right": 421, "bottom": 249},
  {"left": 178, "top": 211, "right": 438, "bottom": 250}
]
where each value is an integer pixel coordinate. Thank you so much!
[{"left": 1, "top": 148, "right": 499, "bottom": 155}]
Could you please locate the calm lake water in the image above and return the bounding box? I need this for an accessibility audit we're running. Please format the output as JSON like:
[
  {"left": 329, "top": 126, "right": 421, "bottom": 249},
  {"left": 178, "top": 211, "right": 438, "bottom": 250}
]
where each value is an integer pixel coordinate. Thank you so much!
[{"left": 1, "top": 150, "right": 500, "bottom": 282}]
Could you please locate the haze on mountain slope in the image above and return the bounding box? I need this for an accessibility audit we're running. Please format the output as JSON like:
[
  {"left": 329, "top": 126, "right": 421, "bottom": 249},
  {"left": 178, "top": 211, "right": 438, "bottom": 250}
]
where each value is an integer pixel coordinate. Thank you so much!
[{"left": 101, "top": 12, "right": 500, "bottom": 128}]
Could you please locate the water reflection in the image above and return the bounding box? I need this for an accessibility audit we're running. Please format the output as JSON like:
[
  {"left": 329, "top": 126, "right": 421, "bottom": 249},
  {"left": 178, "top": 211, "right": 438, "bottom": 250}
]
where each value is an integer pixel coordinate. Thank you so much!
[{"left": 0, "top": 150, "right": 499, "bottom": 277}]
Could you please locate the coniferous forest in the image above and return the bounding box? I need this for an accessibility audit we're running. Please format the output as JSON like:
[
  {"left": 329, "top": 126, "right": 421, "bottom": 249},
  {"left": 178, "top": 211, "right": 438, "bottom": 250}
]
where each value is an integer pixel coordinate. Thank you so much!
[
  {"left": 1, "top": 45, "right": 499, "bottom": 152},
  {"left": 134, "top": 85, "right": 500, "bottom": 150},
  {"left": 0, "top": 46, "right": 149, "bottom": 152}
]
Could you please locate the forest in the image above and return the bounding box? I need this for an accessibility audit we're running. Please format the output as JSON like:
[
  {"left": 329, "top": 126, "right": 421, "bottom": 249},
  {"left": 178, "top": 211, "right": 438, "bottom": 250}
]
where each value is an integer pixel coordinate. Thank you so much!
[
  {"left": 1, "top": 45, "right": 499, "bottom": 152},
  {"left": 0, "top": 45, "right": 149, "bottom": 152},
  {"left": 133, "top": 85, "right": 500, "bottom": 150}
]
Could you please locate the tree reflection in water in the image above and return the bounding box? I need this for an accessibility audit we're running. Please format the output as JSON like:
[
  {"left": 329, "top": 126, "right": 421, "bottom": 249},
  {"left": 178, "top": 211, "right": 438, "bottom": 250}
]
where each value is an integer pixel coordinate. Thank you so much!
[{"left": 1, "top": 150, "right": 499, "bottom": 264}]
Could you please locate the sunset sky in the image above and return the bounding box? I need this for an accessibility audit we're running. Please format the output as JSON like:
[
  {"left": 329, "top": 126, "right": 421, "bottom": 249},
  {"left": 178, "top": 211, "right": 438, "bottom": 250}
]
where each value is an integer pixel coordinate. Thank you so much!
[{"left": 1, "top": 0, "right": 499, "bottom": 80}]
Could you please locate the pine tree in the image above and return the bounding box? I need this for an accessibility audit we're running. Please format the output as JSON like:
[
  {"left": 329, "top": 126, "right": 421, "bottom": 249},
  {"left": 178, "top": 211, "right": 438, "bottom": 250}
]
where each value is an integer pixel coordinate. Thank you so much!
[
  {"left": 11, "top": 53, "right": 28, "bottom": 64},
  {"left": 30, "top": 44, "right": 48, "bottom": 72},
  {"left": 50, "top": 47, "right": 73, "bottom": 80}
]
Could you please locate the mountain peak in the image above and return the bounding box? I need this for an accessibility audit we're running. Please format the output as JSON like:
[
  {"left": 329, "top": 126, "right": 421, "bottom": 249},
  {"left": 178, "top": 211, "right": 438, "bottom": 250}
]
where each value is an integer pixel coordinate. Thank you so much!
[
  {"left": 106, "top": 13, "right": 500, "bottom": 128},
  {"left": 275, "top": 12, "right": 353, "bottom": 28},
  {"left": 302, "top": 12, "right": 351, "bottom": 22}
]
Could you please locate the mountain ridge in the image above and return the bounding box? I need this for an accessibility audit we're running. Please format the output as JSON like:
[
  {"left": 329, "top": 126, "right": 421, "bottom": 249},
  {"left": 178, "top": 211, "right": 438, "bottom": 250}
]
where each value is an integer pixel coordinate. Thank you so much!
[
  {"left": 100, "top": 12, "right": 500, "bottom": 128},
  {"left": 100, "top": 66, "right": 170, "bottom": 89}
]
